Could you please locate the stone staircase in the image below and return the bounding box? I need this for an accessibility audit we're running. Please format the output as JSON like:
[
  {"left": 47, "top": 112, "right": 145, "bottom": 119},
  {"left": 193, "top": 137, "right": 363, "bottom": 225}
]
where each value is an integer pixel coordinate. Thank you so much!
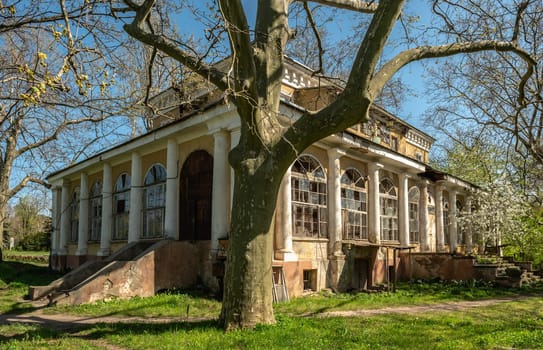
[
  {"left": 474, "top": 256, "right": 543, "bottom": 288},
  {"left": 28, "top": 241, "right": 182, "bottom": 305}
]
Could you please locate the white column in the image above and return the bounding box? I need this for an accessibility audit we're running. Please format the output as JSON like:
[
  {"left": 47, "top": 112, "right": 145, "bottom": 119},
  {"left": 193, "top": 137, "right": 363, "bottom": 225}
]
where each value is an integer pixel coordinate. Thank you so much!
[
  {"left": 211, "top": 130, "right": 230, "bottom": 252},
  {"left": 435, "top": 184, "right": 445, "bottom": 252},
  {"left": 98, "top": 163, "right": 113, "bottom": 256},
  {"left": 465, "top": 196, "right": 473, "bottom": 254},
  {"left": 399, "top": 173, "right": 410, "bottom": 246},
  {"left": 128, "top": 152, "right": 143, "bottom": 243},
  {"left": 282, "top": 167, "right": 297, "bottom": 261},
  {"left": 59, "top": 180, "right": 70, "bottom": 255},
  {"left": 368, "top": 162, "right": 382, "bottom": 244},
  {"left": 327, "top": 148, "right": 344, "bottom": 256},
  {"left": 76, "top": 173, "right": 89, "bottom": 256},
  {"left": 276, "top": 168, "right": 296, "bottom": 261},
  {"left": 449, "top": 188, "right": 458, "bottom": 253},
  {"left": 50, "top": 187, "right": 60, "bottom": 255},
  {"left": 419, "top": 180, "right": 430, "bottom": 251},
  {"left": 165, "top": 139, "right": 179, "bottom": 239}
]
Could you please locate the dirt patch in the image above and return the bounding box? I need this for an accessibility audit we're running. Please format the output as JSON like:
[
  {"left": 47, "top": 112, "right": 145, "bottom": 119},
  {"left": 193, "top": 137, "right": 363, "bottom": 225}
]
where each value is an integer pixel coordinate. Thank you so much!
[{"left": 314, "top": 295, "right": 534, "bottom": 318}]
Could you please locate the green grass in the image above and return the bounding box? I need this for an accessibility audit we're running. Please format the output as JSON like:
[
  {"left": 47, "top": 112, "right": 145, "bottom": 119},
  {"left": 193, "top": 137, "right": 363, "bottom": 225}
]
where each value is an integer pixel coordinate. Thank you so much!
[
  {"left": 48, "top": 290, "right": 223, "bottom": 319},
  {"left": 3, "top": 250, "right": 50, "bottom": 258},
  {"left": 3, "top": 298, "right": 543, "bottom": 349},
  {"left": 42, "top": 279, "right": 540, "bottom": 319},
  {"left": 275, "top": 279, "right": 536, "bottom": 315},
  {"left": 2, "top": 260, "right": 543, "bottom": 349},
  {"left": 0, "top": 260, "right": 62, "bottom": 314},
  {"left": 3, "top": 250, "right": 50, "bottom": 266}
]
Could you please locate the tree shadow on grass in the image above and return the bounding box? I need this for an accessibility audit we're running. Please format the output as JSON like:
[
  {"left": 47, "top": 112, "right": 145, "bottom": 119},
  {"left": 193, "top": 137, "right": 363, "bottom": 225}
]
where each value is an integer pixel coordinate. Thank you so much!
[
  {"left": 0, "top": 260, "right": 62, "bottom": 287},
  {"left": 0, "top": 317, "right": 221, "bottom": 345}
]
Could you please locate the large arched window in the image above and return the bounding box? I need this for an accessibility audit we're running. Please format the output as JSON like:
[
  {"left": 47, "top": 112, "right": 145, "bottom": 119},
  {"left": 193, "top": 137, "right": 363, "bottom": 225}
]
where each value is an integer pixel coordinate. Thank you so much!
[
  {"left": 142, "top": 164, "right": 167, "bottom": 239},
  {"left": 113, "top": 173, "right": 130, "bottom": 240},
  {"left": 70, "top": 188, "right": 80, "bottom": 242},
  {"left": 89, "top": 181, "right": 102, "bottom": 241},
  {"left": 291, "top": 155, "right": 327, "bottom": 238},
  {"left": 408, "top": 187, "right": 420, "bottom": 243},
  {"left": 379, "top": 178, "right": 398, "bottom": 241},
  {"left": 341, "top": 168, "right": 367, "bottom": 240},
  {"left": 443, "top": 198, "right": 450, "bottom": 245}
]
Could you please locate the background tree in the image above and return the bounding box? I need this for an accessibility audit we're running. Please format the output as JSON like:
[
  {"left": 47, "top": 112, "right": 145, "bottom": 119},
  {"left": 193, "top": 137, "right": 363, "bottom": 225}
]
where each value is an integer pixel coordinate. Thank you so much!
[
  {"left": 426, "top": 0, "right": 543, "bottom": 168},
  {"left": 0, "top": 0, "right": 183, "bottom": 261},
  {"left": 458, "top": 180, "right": 543, "bottom": 266},
  {"left": 431, "top": 128, "right": 507, "bottom": 185},
  {"left": 122, "top": 0, "right": 535, "bottom": 330},
  {"left": 7, "top": 195, "right": 51, "bottom": 251}
]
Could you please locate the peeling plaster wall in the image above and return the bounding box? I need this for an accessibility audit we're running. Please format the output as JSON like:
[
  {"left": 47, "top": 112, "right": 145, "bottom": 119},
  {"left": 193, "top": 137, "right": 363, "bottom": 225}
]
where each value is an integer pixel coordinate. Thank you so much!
[
  {"left": 398, "top": 253, "right": 475, "bottom": 281},
  {"left": 54, "top": 240, "right": 212, "bottom": 305}
]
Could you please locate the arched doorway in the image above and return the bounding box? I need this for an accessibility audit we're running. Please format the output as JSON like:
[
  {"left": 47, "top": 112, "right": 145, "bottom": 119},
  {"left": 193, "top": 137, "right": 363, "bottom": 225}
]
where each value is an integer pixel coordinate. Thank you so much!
[{"left": 179, "top": 150, "right": 213, "bottom": 241}]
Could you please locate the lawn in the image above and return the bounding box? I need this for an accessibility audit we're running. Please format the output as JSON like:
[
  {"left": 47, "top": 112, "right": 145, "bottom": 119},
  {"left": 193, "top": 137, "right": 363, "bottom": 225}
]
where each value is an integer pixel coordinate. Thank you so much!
[
  {"left": 2, "top": 258, "right": 543, "bottom": 349},
  {"left": 0, "top": 259, "right": 62, "bottom": 314}
]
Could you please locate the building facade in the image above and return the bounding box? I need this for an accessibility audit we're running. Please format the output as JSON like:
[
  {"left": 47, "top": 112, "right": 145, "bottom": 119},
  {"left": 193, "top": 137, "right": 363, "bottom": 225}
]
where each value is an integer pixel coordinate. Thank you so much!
[{"left": 47, "top": 58, "right": 476, "bottom": 298}]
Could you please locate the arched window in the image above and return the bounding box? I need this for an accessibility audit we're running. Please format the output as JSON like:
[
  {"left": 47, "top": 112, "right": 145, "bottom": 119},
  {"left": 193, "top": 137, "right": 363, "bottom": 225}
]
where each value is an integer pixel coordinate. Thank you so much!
[
  {"left": 113, "top": 173, "right": 130, "bottom": 240},
  {"left": 89, "top": 181, "right": 102, "bottom": 241},
  {"left": 408, "top": 187, "right": 420, "bottom": 243},
  {"left": 341, "top": 168, "right": 367, "bottom": 240},
  {"left": 143, "top": 164, "right": 167, "bottom": 238},
  {"left": 291, "top": 155, "right": 327, "bottom": 238},
  {"left": 70, "top": 188, "right": 80, "bottom": 242},
  {"left": 379, "top": 178, "right": 398, "bottom": 241},
  {"left": 456, "top": 199, "right": 464, "bottom": 245},
  {"left": 443, "top": 198, "right": 450, "bottom": 245}
]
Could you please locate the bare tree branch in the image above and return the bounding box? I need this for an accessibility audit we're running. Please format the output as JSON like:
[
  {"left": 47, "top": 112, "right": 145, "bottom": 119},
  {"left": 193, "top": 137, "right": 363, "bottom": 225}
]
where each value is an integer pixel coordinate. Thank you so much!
[
  {"left": 302, "top": 0, "right": 378, "bottom": 13},
  {"left": 8, "top": 176, "right": 51, "bottom": 199},
  {"left": 303, "top": 1, "right": 325, "bottom": 74},
  {"left": 372, "top": 40, "right": 535, "bottom": 101},
  {"left": 123, "top": 0, "right": 229, "bottom": 91}
]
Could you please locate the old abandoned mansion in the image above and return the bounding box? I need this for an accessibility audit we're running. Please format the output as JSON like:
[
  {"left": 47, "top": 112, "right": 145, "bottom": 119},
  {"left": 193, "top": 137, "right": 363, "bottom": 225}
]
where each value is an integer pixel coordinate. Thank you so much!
[{"left": 43, "top": 58, "right": 478, "bottom": 302}]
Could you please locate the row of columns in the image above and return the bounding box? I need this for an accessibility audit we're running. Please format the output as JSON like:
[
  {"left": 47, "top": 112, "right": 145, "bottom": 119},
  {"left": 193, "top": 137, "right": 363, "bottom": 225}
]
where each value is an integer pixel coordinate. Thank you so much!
[
  {"left": 274, "top": 150, "right": 473, "bottom": 260},
  {"left": 49, "top": 138, "right": 473, "bottom": 262},
  {"left": 51, "top": 129, "right": 234, "bottom": 260}
]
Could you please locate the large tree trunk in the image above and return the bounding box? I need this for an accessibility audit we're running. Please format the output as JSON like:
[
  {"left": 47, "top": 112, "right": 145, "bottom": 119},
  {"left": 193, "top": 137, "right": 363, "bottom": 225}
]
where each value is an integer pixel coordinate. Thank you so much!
[{"left": 220, "top": 156, "right": 284, "bottom": 330}]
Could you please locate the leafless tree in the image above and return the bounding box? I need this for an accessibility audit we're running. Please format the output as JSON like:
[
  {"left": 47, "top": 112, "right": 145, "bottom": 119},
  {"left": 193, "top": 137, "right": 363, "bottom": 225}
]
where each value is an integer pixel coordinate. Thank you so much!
[
  {"left": 426, "top": 0, "right": 543, "bottom": 166},
  {"left": 0, "top": 0, "right": 160, "bottom": 260}
]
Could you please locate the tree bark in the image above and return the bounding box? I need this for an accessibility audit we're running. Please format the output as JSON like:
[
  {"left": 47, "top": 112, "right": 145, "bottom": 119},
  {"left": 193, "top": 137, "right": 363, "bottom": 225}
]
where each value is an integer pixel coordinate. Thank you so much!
[{"left": 220, "top": 158, "right": 283, "bottom": 329}]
